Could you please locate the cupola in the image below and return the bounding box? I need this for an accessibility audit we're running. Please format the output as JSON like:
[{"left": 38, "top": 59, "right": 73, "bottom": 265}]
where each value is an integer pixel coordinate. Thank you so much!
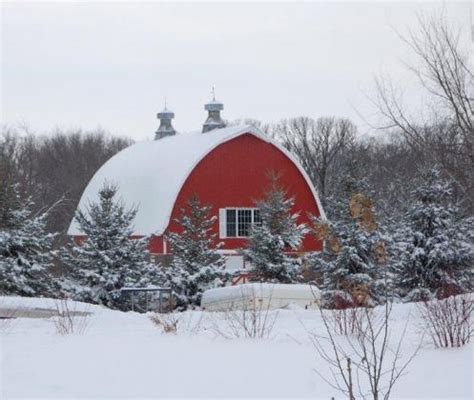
[
  {"left": 155, "top": 103, "right": 176, "bottom": 140},
  {"left": 202, "top": 89, "right": 226, "bottom": 133}
]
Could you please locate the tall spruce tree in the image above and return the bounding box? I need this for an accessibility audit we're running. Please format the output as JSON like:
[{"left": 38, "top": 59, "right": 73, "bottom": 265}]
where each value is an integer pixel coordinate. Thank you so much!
[
  {"left": 244, "top": 186, "right": 307, "bottom": 283},
  {"left": 393, "top": 169, "right": 473, "bottom": 301},
  {"left": 310, "top": 174, "right": 389, "bottom": 307},
  {"left": 63, "top": 183, "right": 161, "bottom": 310},
  {"left": 165, "top": 196, "right": 227, "bottom": 309},
  {"left": 0, "top": 185, "right": 59, "bottom": 296}
]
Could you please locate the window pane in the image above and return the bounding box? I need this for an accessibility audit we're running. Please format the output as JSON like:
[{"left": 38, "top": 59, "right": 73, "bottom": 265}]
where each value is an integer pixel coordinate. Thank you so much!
[
  {"left": 226, "top": 209, "right": 236, "bottom": 237},
  {"left": 253, "top": 209, "right": 262, "bottom": 226},
  {"left": 238, "top": 209, "right": 252, "bottom": 236}
]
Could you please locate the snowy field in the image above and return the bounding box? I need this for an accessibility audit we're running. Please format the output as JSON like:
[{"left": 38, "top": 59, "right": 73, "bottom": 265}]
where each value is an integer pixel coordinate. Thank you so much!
[{"left": 0, "top": 296, "right": 472, "bottom": 399}]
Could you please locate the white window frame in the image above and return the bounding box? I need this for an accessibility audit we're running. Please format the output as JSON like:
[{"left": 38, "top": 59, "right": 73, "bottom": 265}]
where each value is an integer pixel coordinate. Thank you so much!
[{"left": 219, "top": 207, "right": 261, "bottom": 239}]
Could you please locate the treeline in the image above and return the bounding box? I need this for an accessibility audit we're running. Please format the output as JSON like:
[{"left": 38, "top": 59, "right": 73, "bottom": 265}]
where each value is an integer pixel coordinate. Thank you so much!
[
  {"left": 0, "top": 127, "right": 132, "bottom": 237},
  {"left": 1, "top": 112, "right": 470, "bottom": 246}
]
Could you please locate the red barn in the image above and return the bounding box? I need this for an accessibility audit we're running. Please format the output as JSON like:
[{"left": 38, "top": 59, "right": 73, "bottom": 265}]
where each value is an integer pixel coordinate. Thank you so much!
[{"left": 68, "top": 99, "right": 326, "bottom": 272}]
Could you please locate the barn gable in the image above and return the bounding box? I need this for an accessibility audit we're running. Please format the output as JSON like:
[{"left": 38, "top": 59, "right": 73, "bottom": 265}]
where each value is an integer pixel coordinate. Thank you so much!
[{"left": 68, "top": 125, "right": 326, "bottom": 237}]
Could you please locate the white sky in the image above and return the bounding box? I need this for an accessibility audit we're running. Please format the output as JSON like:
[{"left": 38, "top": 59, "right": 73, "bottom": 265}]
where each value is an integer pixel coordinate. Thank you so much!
[{"left": 1, "top": 1, "right": 471, "bottom": 141}]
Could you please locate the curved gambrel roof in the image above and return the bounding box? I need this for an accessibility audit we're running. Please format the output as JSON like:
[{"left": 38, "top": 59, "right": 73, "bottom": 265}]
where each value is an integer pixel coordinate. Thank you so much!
[{"left": 68, "top": 125, "right": 326, "bottom": 236}]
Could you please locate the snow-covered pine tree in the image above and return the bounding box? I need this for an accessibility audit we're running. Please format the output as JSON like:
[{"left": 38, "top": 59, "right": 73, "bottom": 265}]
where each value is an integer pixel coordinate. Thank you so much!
[
  {"left": 0, "top": 179, "right": 22, "bottom": 230},
  {"left": 244, "top": 186, "right": 307, "bottom": 283},
  {"left": 165, "top": 196, "right": 227, "bottom": 309},
  {"left": 310, "top": 174, "right": 389, "bottom": 307},
  {"left": 63, "top": 183, "right": 162, "bottom": 310},
  {"left": 393, "top": 169, "right": 473, "bottom": 301},
  {"left": 0, "top": 184, "right": 59, "bottom": 296}
]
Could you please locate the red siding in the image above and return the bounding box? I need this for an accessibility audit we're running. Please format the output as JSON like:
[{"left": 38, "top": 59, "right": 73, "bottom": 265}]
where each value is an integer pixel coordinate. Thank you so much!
[{"left": 150, "top": 133, "right": 322, "bottom": 253}]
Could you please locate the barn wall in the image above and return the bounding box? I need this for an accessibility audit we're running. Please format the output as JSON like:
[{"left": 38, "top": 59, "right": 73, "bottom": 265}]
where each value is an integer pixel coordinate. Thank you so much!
[
  {"left": 149, "top": 235, "right": 164, "bottom": 254},
  {"left": 149, "top": 133, "right": 323, "bottom": 253}
]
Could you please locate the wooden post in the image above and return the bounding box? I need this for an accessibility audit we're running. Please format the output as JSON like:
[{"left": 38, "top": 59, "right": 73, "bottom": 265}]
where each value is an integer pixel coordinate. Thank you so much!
[
  {"left": 347, "top": 357, "right": 355, "bottom": 400},
  {"left": 159, "top": 290, "right": 163, "bottom": 313}
]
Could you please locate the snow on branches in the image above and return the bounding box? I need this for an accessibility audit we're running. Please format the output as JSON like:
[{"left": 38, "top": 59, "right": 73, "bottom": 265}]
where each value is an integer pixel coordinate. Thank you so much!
[
  {"left": 0, "top": 185, "right": 58, "bottom": 296},
  {"left": 244, "top": 185, "right": 307, "bottom": 283},
  {"left": 310, "top": 190, "right": 389, "bottom": 307},
  {"left": 393, "top": 169, "right": 473, "bottom": 301},
  {"left": 165, "top": 196, "right": 228, "bottom": 309},
  {"left": 62, "top": 183, "right": 161, "bottom": 310}
]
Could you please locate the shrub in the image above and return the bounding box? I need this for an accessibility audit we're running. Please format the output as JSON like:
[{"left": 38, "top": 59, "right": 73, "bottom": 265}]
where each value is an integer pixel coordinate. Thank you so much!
[
  {"left": 53, "top": 299, "right": 90, "bottom": 335},
  {"left": 149, "top": 312, "right": 180, "bottom": 334},
  {"left": 419, "top": 294, "right": 472, "bottom": 348}
]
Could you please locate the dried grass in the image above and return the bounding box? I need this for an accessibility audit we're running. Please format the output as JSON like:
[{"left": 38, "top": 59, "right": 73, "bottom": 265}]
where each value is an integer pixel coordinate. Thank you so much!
[
  {"left": 53, "top": 298, "right": 91, "bottom": 335},
  {"left": 211, "top": 286, "right": 278, "bottom": 339}
]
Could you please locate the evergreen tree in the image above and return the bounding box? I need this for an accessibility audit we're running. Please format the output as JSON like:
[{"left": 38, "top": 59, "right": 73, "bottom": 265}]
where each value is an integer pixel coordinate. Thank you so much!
[
  {"left": 63, "top": 183, "right": 161, "bottom": 310},
  {"left": 0, "top": 181, "right": 22, "bottom": 230},
  {"left": 244, "top": 186, "right": 307, "bottom": 283},
  {"left": 165, "top": 196, "right": 227, "bottom": 309},
  {"left": 310, "top": 175, "right": 389, "bottom": 307},
  {"left": 393, "top": 169, "right": 473, "bottom": 301},
  {"left": 0, "top": 185, "right": 59, "bottom": 296}
]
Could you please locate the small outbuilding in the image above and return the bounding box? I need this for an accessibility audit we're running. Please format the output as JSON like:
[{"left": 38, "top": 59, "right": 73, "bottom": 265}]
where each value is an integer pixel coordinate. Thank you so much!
[{"left": 201, "top": 283, "right": 321, "bottom": 311}]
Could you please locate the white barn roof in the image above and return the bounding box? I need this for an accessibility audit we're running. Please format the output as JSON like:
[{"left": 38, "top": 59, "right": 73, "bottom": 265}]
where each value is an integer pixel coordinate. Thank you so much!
[{"left": 68, "top": 125, "right": 326, "bottom": 236}]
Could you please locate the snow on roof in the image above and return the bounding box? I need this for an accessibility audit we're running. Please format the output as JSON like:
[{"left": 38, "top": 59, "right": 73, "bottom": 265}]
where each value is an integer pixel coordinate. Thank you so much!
[
  {"left": 68, "top": 125, "right": 326, "bottom": 236},
  {"left": 202, "top": 283, "right": 321, "bottom": 304},
  {"left": 201, "top": 283, "right": 321, "bottom": 311}
]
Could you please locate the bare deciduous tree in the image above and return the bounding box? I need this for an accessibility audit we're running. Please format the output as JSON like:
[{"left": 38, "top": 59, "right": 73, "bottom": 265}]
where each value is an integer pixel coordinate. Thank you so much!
[
  {"left": 0, "top": 126, "right": 132, "bottom": 237},
  {"left": 373, "top": 13, "right": 474, "bottom": 212},
  {"left": 311, "top": 303, "right": 421, "bottom": 400},
  {"left": 274, "top": 116, "right": 356, "bottom": 204}
]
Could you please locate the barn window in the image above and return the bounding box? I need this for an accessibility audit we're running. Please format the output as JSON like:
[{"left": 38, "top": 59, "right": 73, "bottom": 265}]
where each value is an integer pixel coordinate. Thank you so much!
[
  {"left": 238, "top": 209, "right": 252, "bottom": 236},
  {"left": 226, "top": 209, "right": 236, "bottom": 237},
  {"left": 253, "top": 209, "right": 262, "bottom": 226},
  {"left": 220, "top": 208, "right": 261, "bottom": 238}
]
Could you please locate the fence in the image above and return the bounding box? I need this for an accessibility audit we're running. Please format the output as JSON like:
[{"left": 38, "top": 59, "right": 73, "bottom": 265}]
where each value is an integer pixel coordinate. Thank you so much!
[{"left": 120, "top": 287, "right": 173, "bottom": 312}]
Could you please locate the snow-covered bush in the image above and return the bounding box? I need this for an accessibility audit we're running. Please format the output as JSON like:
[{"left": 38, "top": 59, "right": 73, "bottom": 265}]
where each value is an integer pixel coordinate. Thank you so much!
[
  {"left": 165, "top": 196, "right": 228, "bottom": 309},
  {"left": 393, "top": 169, "right": 473, "bottom": 300},
  {"left": 244, "top": 185, "right": 307, "bottom": 283},
  {"left": 419, "top": 294, "right": 472, "bottom": 348},
  {"left": 62, "top": 183, "right": 162, "bottom": 310},
  {"left": 0, "top": 185, "right": 59, "bottom": 297}
]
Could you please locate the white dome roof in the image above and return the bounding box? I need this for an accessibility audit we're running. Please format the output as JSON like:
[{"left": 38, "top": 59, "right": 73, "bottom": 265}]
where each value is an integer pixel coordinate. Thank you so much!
[{"left": 68, "top": 125, "right": 325, "bottom": 236}]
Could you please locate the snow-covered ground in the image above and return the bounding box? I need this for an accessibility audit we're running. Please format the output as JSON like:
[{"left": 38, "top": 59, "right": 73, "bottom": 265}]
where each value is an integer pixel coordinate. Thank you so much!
[{"left": 0, "top": 296, "right": 472, "bottom": 399}]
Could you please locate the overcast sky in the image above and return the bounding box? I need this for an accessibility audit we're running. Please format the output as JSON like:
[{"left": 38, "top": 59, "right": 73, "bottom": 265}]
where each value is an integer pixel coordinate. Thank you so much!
[{"left": 1, "top": 1, "right": 471, "bottom": 141}]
